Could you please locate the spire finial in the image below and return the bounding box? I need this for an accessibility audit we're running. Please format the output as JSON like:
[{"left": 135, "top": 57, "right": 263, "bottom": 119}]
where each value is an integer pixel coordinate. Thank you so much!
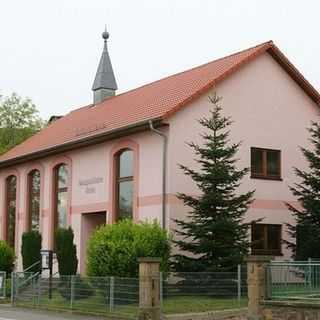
[
  {"left": 102, "top": 25, "right": 109, "bottom": 41},
  {"left": 92, "top": 25, "right": 117, "bottom": 104}
]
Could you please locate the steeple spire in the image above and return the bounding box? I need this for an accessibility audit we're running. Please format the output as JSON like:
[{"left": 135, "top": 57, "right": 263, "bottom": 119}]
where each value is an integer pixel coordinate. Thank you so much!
[{"left": 92, "top": 27, "right": 117, "bottom": 104}]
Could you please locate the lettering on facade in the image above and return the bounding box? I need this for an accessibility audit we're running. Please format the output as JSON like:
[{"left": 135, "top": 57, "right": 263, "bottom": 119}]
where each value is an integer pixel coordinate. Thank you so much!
[{"left": 79, "top": 177, "right": 103, "bottom": 194}]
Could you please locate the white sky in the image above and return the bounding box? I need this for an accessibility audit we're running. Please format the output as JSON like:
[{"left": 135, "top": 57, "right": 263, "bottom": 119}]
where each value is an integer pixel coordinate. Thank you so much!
[{"left": 0, "top": 0, "right": 319, "bottom": 120}]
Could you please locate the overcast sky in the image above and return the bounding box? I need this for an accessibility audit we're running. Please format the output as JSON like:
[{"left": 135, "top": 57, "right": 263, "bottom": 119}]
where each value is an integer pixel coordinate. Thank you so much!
[{"left": 0, "top": 0, "right": 319, "bottom": 120}]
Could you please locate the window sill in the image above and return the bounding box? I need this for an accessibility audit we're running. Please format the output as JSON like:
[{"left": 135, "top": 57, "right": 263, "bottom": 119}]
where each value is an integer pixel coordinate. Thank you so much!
[{"left": 250, "top": 175, "right": 282, "bottom": 181}]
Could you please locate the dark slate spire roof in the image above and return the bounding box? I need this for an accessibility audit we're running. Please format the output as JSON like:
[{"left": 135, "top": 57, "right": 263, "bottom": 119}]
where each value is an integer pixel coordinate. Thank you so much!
[{"left": 92, "top": 29, "right": 117, "bottom": 92}]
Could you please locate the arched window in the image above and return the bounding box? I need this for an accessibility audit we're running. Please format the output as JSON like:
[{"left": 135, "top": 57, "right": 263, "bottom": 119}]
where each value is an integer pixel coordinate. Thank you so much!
[
  {"left": 6, "top": 175, "right": 17, "bottom": 248},
  {"left": 54, "top": 164, "right": 68, "bottom": 229},
  {"left": 28, "top": 170, "right": 40, "bottom": 231},
  {"left": 116, "top": 149, "right": 133, "bottom": 220}
]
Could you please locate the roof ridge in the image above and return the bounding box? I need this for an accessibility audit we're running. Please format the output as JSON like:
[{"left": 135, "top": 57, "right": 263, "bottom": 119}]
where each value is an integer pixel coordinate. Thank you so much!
[{"left": 95, "top": 40, "right": 273, "bottom": 107}]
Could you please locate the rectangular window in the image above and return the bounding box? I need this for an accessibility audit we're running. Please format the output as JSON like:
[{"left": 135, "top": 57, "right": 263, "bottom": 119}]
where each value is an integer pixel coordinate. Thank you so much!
[
  {"left": 251, "top": 148, "right": 281, "bottom": 180},
  {"left": 251, "top": 224, "right": 282, "bottom": 256}
]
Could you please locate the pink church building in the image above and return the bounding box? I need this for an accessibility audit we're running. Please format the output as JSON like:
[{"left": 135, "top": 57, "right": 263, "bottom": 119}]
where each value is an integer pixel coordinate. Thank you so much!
[{"left": 1, "top": 32, "right": 319, "bottom": 273}]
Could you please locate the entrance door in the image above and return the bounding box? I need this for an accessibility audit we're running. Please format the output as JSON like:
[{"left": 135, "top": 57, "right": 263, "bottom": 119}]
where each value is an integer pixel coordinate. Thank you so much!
[{"left": 80, "top": 211, "right": 106, "bottom": 274}]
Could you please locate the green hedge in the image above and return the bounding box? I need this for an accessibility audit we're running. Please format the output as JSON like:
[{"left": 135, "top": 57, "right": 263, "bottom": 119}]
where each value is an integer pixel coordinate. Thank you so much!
[
  {"left": 55, "top": 228, "right": 78, "bottom": 275},
  {"left": 21, "top": 230, "right": 41, "bottom": 272},
  {"left": 0, "top": 240, "right": 15, "bottom": 274},
  {"left": 87, "top": 219, "right": 171, "bottom": 277}
]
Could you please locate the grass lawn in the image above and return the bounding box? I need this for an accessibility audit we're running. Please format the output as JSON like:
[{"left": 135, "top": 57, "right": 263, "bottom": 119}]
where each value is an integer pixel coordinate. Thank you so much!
[
  {"left": 14, "top": 289, "right": 247, "bottom": 316},
  {"left": 16, "top": 290, "right": 138, "bottom": 317},
  {"left": 163, "top": 296, "right": 247, "bottom": 314},
  {"left": 271, "top": 283, "right": 320, "bottom": 299},
  {"left": 0, "top": 298, "right": 10, "bottom": 304}
]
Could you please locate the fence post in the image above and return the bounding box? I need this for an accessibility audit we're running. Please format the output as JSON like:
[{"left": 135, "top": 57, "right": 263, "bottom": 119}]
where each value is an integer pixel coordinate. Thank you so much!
[
  {"left": 138, "top": 257, "right": 161, "bottom": 320},
  {"left": 37, "top": 275, "right": 41, "bottom": 306},
  {"left": 160, "top": 272, "right": 163, "bottom": 308},
  {"left": 246, "top": 255, "right": 272, "bottom": 320},
  {"left": 70, "top": 275, "right": 75, "bottom": 309},
  {"left": 109, "top": 276, "right": 114, "bottom": 312},
  {"left": 32, "top": 276, "right": 36, "bottom": 306},
  {"left": 308, "top": 257, "right": 312, "bottom": 290},
  {"left": 11, "top": 272, "right": 15, "bottom": 306},
  {"left": 237, "top": 264, "right": 241, "bottom": 307}
]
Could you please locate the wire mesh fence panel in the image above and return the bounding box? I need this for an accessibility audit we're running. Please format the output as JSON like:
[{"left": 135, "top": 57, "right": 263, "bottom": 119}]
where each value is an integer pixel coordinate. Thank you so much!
[
  {"left": 12, "top": 273, "right": 139, "bottom": 318},
  {"left": 267, "top": 262, "right": 320, "bottom": 301},
  {"left": 161, "top": 267, "right": 247, "bottom": 314},
  {"left": 12, "top": 267, "right": 249, "bottom": 316},
  {"left": 13, "top": 272, "right": 37, "bottom": 303},
  {"left": 0, "top": 271, "right": 6, "bottom": 299}
]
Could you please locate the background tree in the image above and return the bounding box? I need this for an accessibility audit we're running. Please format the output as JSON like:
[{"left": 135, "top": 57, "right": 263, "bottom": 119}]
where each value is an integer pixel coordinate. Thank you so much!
[
  {"left": 173, "top": 94, "right": 254, "bottom": 272},
  {"left": 286, "top": 121, "right": 320, "bottom": 260},
  {"left": 0, "top": 93, "right": 44, "bottom": 155}
]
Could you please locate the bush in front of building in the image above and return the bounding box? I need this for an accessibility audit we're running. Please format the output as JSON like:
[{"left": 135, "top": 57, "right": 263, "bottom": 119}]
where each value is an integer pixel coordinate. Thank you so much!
[
  {"left": 21, "top": 230, "right": 41, "bottom": 273},
  {"left": 55, "top": 227, "right": 78, "bottom": 275},
  {"left": 86, "top": 219, "right": 171, "bottom": 277},
  {"left": 0, "top": 240, "right": 15, "bottom": 275}
]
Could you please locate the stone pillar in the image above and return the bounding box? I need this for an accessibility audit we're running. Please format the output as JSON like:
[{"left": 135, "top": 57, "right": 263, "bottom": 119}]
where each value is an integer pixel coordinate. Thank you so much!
[
  {"left": 246, "top": 255, "right": 273, "bottom": 320},
  {"left": 138, "top": 257, "right": 161, "bottom": 320}
]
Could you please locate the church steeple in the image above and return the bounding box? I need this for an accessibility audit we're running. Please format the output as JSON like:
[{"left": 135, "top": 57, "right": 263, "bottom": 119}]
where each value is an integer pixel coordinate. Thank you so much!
[{"left": 92, "top": 28, "right": 117, "bottom": 104}]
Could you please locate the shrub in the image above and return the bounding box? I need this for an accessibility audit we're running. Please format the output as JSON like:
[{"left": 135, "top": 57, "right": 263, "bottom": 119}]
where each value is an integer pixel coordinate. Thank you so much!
[
  {"left": 0, "top": 240, "right": 15, "bottom": 274},
  {"left": 55, "top": 228, "right": 78, "bottom": 275},
  {"left": 87, "top": 219, "right": 171, "bottom": 277},
  {"left": 21, "top": 231, "right": 41, "bottom": 273}
]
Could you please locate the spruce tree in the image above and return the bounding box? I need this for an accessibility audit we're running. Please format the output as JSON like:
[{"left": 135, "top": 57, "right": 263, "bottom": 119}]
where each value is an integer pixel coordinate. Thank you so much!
[
  {"left": 286, "top": 122, "right": 320, "bottom": 260},
  {"left": 173, "top": 94, "right": 254, "bottom": 272}
]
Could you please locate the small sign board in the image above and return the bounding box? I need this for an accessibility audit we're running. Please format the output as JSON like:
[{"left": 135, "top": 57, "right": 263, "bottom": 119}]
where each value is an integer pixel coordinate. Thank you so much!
[
  {"left": 0, "top": 272, "right": 6, "bottom": 298},
  {"left": 40, "top": 250, "right": 53, "bottom": 271}
]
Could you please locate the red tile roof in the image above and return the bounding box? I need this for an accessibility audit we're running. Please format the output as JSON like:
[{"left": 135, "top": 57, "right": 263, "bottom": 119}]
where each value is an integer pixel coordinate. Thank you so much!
[{"left": 1, "top": 40, "right": 319, "bottom": 165}]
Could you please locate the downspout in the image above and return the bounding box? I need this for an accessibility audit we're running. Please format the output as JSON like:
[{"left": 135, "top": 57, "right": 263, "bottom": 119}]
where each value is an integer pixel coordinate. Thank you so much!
[{"left": 149, "top": 120, "right": 167, "bottom": 229}]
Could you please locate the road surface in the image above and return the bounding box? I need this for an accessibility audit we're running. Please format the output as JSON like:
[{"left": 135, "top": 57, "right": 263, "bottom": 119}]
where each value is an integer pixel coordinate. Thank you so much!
[{"left": 0, "top": 305, "right": 105, "bottom": 320}]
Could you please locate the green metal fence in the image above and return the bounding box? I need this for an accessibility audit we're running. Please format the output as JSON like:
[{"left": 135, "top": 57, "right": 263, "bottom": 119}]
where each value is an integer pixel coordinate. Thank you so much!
[
  {"left": 11, "top": 267, "right": 248, "bottom": 317},
  {"left": 12, "top": 272, "right": 139, "bottom": 318},
  {"left": 266, "top": 261, "right": 320, "bottom": 301},
  {"left": 160, "top": 266, "right": 248, "bottom": 313}
]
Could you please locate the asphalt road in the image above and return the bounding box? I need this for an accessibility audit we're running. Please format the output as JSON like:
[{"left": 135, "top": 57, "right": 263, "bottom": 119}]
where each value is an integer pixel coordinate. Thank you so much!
[{"left": 0, "top": 305, "right": 105, "bottom": 320}]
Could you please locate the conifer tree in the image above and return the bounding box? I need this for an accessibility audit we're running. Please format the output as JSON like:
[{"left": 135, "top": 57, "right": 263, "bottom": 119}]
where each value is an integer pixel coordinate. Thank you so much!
[
  {"left": 173, "top": 94, "right": 254, "bottom": 272},
  {"left": 286, "top": 122, "right": 320, "bottom": 260}
]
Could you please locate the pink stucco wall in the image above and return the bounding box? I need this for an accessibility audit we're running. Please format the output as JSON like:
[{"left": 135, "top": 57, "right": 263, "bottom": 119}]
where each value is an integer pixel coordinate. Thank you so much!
[
  {"left": 0, "top": 51, "right": 318, "bottom": 272},
  {"left": 0, "top": 130, "right": 164, "bottom": 272},
  {"left": 167, "top": 52, "right": 319, "bottom": 259}
]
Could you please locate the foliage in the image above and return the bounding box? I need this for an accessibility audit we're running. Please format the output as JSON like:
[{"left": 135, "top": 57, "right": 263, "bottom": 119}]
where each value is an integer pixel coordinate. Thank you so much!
[
  {"left": 87, "top": 219, "right": 171, "bottom": 277},
  {"left": 21, "top": 231, "right": 41, "bottom": 273},
  {"left": 0, "top": 93, "right": 44, "bottom": 154},
  {"left": 55, "top": 228, "right": 78, "bottom": 275},
  {"left": 0, "top": 240, "right": 15, "bottom": 274},
  {"left": 286, "top": 121, "right": 320, "bottom": 259},
  {"left": 173, "top": 94, "right": 254, "bottom": 272}
]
